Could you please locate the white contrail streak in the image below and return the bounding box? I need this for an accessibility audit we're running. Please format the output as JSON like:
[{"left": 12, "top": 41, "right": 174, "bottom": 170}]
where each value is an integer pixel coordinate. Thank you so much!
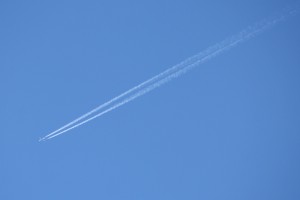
[
  {"left": 40, "top": 6, "right": 298, "bottom": 141},
  {"left": 39, "top": 44, "right": 213, "bottom": 140},
  {"left": 40, "top": 33, "right": 222, "bottom": 140}
]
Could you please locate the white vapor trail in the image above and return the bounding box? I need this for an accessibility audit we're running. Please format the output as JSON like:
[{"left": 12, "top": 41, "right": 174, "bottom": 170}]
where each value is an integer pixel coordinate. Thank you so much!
[{"left": 40, "top": 6, "right": 298, "bottom": 141}]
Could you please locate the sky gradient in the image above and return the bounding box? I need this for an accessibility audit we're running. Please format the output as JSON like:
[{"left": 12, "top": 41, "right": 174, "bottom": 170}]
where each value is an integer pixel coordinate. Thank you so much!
[{"left": 1, "top": 0, "right": 300, "bottom": 199}]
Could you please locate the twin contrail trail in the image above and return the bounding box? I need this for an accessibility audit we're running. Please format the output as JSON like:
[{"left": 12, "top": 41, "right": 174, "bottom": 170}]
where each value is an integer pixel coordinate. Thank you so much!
[{"left": 39, "top": 5, "right": 298, "bottom": 141}]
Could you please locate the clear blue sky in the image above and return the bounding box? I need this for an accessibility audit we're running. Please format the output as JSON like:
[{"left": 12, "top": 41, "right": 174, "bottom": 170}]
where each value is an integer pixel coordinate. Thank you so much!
[{"left": 1, "top": 0, "right": 300, "bottom": 199}]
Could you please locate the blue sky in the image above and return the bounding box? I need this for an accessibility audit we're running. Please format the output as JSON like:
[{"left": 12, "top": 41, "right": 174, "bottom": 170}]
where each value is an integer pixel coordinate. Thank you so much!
[{"left": 1, "top": 0, "right": 300, "bottom": 199}]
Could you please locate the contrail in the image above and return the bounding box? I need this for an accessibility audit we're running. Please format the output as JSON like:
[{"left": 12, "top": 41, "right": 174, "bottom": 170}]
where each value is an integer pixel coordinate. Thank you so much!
[
  {"left": 39, "top": 43, "right": 214, "bottom": 140},
  {"left": 40, "top": 5, "right": 298, "bottom": 141},
  {"left": 40, "top": 34, "right": 222, "bottom": 140}
]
